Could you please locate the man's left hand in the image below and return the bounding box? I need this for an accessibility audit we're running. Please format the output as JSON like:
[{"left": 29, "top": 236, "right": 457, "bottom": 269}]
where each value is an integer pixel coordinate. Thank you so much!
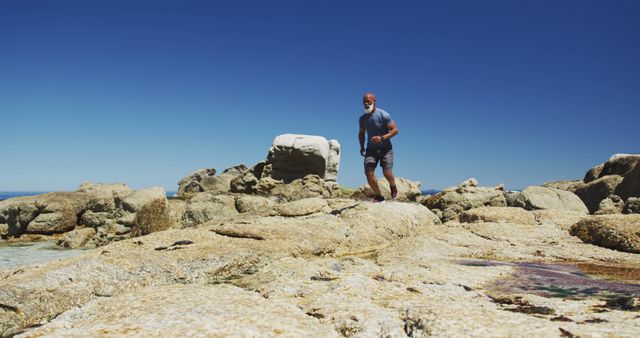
[{"left": 371, "top": 136, "right": 382, "bottom": 143}]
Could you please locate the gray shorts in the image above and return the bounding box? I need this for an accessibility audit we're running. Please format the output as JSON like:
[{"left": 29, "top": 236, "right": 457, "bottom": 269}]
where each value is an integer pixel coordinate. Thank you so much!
[{"left": 364, "top": 148, "right": 394, "bottom": 170}]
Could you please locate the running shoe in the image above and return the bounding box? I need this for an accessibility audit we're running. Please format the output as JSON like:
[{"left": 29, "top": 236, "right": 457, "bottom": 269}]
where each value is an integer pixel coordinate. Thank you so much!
[{"left": 372, "top": 195, "right": 386, "bottom": 203}]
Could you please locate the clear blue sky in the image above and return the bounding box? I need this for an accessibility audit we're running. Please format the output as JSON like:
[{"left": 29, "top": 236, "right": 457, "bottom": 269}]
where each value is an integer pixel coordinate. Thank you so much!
[{"left": 1, "top": 0, "right": 639, "bottom": 191}]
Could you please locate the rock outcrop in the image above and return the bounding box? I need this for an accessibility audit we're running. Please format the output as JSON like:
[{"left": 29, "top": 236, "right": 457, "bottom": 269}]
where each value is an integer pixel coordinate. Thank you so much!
[
  {"left": 351, "top": 177, "right": 421, "bottom": 202},
  {"left": 181, "top": 134, "right": 342, "bottom": 201},
  {"left": 570, "top": 214, "right": 640, "bottom": 253},
  {"left": 0, "top": 192, "right": 92, "bottom": 237},
  {"left": 594, "top": 195, "right": 624, "bottom": 215},
  {"left": 420, "top": 179, "right": 507, "bottom": 222},
  {"left": 458, "top": 206, "right": 537, "bottom": 226},
  {"left": 267, "top": 134, "right": 340, "bottom": 182},
  {"left": 574, "top": 175, "right": 624, "bottom": 213},
  {"left": 0, "top": 183, "right": 173, "bottom": 248},
  {"left": 507, "top": 186, "right": 588, "bottom": 214}
]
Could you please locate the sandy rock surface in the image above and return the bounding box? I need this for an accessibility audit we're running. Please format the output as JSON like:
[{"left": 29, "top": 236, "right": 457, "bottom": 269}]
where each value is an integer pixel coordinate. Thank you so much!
[{"left": 2, "top": 197, "right": 640, "bottom": 337}]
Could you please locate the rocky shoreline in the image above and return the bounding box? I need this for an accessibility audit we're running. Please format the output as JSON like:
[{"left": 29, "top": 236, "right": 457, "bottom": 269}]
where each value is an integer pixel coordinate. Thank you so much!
[{"left": 1, "top": 135, "right": 639, "bottom": 337}]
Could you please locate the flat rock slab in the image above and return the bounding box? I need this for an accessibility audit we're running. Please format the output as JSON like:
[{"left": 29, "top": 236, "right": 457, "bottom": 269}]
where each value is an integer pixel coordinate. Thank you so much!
[
  {"left": 459, "top": 207, "right": 537, "bottom": 225},
  {"left": 18, "top": 284, "right": 336, "bottom": 337}
]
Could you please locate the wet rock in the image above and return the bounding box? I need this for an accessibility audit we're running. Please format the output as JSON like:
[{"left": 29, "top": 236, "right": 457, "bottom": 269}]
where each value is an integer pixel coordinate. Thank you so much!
[
  {"left": 351, "top": 177, "right": 422, "bottom": 202},
  {"left": 574, "top": 175, "right": 624, "bottom": 214},
  {"left": 458, "top": 207, "right": 537, "bottom": 226},
  {"left": 508, "top": 186, "right": 588, "bottom": 214},
  {"left": 570, "top": 214, "right": 640, "bottom": 253},
  {"left": 594, "top": 195, "right": 624, "bottom": 215}
]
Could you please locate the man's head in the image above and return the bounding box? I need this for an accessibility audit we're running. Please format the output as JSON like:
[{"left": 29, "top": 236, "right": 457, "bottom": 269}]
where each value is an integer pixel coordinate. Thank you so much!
[{"left": 363, "top": 92, "right": 376, "bottom": 114}]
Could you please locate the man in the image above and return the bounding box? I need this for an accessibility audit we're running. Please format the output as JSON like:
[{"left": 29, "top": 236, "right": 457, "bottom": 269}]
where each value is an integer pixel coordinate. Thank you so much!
[{"left": 358, "top": 92, "right": 399, "bottom": 203}]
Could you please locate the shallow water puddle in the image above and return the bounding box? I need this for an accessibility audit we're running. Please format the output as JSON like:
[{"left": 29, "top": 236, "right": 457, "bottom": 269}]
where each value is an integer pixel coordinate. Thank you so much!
[
  {"left": 459, "top": 259, "right": 640, "bottom": 305},
  {"left": 0, "top": 241, "right": 86, "bottom": 269}
]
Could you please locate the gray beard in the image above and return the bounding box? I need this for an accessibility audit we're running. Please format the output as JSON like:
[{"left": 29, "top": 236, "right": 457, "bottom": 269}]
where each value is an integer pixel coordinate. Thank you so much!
[{"left": 365, "top": 104, "right": 375, "bottom": 114}]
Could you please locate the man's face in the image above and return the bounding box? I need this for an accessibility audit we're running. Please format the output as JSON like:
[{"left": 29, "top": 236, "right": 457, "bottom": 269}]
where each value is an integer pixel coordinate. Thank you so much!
[{"left": 363, "top": 95, "right": 376, "bottom": 114}]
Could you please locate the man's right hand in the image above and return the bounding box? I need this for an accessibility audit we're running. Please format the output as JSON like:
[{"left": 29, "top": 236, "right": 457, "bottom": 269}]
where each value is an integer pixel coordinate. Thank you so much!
[{"left": 360, "top": 148, "right": 366, "bottom": 157}]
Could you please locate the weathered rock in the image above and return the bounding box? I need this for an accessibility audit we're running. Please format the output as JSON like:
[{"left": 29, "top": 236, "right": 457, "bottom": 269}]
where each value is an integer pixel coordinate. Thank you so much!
[
  {"left": 235, "top": 195, "right": 276, "bottom": 214},
  {"left": 0, "top": 193, "right": 91, "bottom": 237},
  {"left": 25, "top": 211, "right": 77, "bottom": 234},
  {"left": 542, "top": 180, "right": 584, "bottom": 192},
  {"left": 624, "top": 197, "right": 640, "bottom": 214},
  {"left": 56, "top": 227, "right": 97, "bottom": 249},
  {"left": 351, "top": 177, "right": 421, "bottom": 202},
  {"left": 77, "top": 182, "right": 133, "bottom": 199},
  {"left": 614, "top": 161, "right": 640, "bottom": 200},
  {"left": 267, "top": 134, "right": 340, "bottom": 182},
  {"left": 336, "top": 202, "right": 440, "bottom": 254},
  {"left": 459, "top": 177, "right": 478, "bottom": 189},
  {"left": 570, "top": 215, "right": 640, "bottom": 253},
  {"left": 2, "top": 199, "right": 640, "bottom": 337},
  {"left": 574, "top": 175, "right": 624, "bottom": 213},
  {"left": 131, "top": 198, "right": 174, "bottom": 236},
  {"left": 176, "top": 168, "right": 217, "bottom": 196},
  {"left": 167, "top": 198, "right": 186, "bottom": 224},
  {"left": 80, "top": 210, "right": 112, "bottom": 228},
  {"left": 458, "top": 207, "right": 537, "bottom": 226},
  {"left": 0, "top": 223, "right": 8, "bottom": 237},
  {"left": 22, "top": 284, "right": 337, "bottom": 337},
  {"left": 508, "top": 186, "right": 588, "bottom": 214},
  {"left": 118, "top": 187, "right": 166, "bottom": 213},
  {"left": 531, "top": 209, "right": 586, "bottom": 230},
  {"left": 276, "top": 197, "right": 330, "bottom": 217},
  {"left": 583, "top": 164, "right": 604, "bottom": 183},
  {"left": 599, "top": 153, "right": 640, "bottom": 178},
  {"left": 182, "top": 193, "right": 238, "bottom": 227},
  {"left": 594, "top": 195, "right": 624, "bottom": 215},
  {"left": 422, "top": 181, "right": 506, "bottom": 222},
  {"left": 256, "top": 174, "right": 338, "bottom": 201}
]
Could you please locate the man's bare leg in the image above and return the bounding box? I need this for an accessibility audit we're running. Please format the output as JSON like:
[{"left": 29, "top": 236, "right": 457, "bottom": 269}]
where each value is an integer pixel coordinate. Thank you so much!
[
  {"left": 383, "top": 168, "right": 396, "bottom": 187},
  {"left": 365, "top": 166, "right": 382, "bottom": 197},
  {"left": 383, "top": 168, "right": 398, "bottom": 199}
]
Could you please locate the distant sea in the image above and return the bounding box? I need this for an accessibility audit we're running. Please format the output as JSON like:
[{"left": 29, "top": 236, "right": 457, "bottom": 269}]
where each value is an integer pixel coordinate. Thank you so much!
[{"left": 0, "top": 191, "right": 177, "bottom": 201}]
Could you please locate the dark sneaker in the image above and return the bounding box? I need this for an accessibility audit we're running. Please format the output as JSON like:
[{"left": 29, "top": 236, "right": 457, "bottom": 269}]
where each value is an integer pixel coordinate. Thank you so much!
[
  {"left": 390, "top": 186, "right": 398, "bottom": 200},
  {"left": 372, "top": 195, "right": 385, "bottom": 203}
]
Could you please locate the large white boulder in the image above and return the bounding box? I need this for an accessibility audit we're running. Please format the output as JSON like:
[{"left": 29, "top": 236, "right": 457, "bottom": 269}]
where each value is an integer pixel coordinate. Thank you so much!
[{"left": 267, "top": 134, "right": 340, "bottom": 182}]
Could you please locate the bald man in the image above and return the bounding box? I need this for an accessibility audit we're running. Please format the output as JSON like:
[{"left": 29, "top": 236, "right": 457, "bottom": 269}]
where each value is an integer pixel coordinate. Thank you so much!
[{"left": 358, "top": 92, "right": 399, "bottom": 203}]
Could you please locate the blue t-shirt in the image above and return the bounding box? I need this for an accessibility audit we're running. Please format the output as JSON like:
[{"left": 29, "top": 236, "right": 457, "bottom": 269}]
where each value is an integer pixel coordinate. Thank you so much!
[{"left": 359, "top": 108, "right": 394, "bottom": 150}]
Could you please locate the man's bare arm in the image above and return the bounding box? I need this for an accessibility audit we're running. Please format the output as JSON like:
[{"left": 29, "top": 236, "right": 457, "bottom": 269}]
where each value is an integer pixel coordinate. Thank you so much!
[
  {"left": 370, "top": 121, "right": 399, "bottom": 143},
  {"left": 358, "top": 125, "right": 366, "bottom": 156}
]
